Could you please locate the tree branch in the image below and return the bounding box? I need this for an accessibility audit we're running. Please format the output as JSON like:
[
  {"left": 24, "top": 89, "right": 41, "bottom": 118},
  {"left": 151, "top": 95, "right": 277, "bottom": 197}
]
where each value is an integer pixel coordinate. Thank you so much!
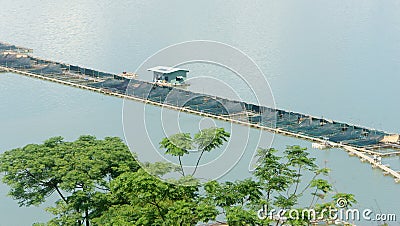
[
  {"left": 24, "top": 170, "right": 68, "bottom": 203},
  {"left": 54, "top": 184, "right": 68, "bottom": 203},
  {"left": 178, "top": 156, "right": 185, "bottom": 176},
  {"left": 150, "top": 199, "right": 165, "bottom": 222},
  {"left": 192, "top": 149, "right": 205, "bottom": 176},
  {"left": 292, "top": 166, "right": 302, "bottom": 195}
]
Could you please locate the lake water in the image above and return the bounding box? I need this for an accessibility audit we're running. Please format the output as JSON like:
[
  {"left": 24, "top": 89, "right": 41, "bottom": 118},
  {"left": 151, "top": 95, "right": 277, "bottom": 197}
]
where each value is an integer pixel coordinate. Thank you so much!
[{"left": 1, "top": 1, "right": 400, "bottom": 225}]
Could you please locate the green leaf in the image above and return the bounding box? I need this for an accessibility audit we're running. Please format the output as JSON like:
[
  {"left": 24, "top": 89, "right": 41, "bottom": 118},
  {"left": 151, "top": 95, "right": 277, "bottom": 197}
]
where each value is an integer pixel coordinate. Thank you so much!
[
  {"left": 194, "top": 127, "right": 230, "bottom": 152},
  {"left": 160, "top": 133, "right": 193, "bottom": 157}
]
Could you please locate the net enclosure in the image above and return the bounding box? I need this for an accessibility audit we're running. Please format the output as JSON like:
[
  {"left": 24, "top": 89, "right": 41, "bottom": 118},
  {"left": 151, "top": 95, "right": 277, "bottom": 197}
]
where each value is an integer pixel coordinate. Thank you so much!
[{"left": 1, "top": 43, "right": 397, "bottom": 152}]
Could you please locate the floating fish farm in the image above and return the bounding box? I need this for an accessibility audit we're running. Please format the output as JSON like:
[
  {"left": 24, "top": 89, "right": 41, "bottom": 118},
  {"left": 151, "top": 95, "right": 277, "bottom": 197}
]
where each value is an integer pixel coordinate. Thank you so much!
[{"left": 1, "top": 42, "right": 399, "bottom": 160}]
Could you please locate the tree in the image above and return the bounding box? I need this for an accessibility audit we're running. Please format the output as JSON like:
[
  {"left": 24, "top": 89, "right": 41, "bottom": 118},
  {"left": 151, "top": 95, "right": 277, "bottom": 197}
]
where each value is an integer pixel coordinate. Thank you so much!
[
  {"left": 0, "top": 135, "right": 139, "bottom": 225},
  {"left": 159, "top": 133, "right": 193, "bottom": 176},
  {"left": 192, "top": 127, "right": 230, "bottom": 175},
  {"left": 204, "top": 179, "right": 264, "bottom": 225},
  {"left": 205, "top": 146, "right": 356, "bottom": 225},
  {"left": 160, "top": 127, "right": 230, "bottom": 177},
  {"left": 92, "top": 167, "right": 218, "bottom": 226},
  {"left": 1, "top": 133, "right": 355, "bottom": 225}
]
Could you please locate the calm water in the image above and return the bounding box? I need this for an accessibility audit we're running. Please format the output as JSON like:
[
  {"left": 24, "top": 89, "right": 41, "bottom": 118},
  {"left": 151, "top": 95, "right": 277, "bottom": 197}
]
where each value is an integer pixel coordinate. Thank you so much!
[{"left": 1, "top": 1, "right": 400, "bottom": 225}]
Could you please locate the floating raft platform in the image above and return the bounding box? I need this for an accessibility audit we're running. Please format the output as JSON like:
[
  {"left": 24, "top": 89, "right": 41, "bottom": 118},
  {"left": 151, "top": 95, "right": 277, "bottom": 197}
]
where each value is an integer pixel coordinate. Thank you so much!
[{"left": 1, "top": 42, "right": 400, "bottom": 183}]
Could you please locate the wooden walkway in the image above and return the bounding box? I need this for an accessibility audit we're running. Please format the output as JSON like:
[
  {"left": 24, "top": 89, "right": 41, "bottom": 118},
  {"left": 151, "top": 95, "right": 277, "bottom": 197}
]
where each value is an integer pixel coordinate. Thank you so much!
[{"left": 344, "top": 146, "right": 400, "bottom": 183}]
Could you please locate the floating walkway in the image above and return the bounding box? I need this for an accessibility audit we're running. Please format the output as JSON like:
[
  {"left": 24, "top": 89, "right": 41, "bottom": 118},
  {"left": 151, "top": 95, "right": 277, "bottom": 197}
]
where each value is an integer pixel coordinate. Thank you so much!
[
  {"left": 344, "top": 147, "right": 400, "bottom": 182},
  {"left": 1, "top": 42, "right": 400, "bottom": 183}
]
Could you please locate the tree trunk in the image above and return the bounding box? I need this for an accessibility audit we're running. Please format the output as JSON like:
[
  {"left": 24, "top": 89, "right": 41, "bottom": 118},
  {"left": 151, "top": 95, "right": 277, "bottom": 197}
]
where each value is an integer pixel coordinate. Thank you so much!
[{"left": 85, "top": 208, "right": 89, "bottom": 226}]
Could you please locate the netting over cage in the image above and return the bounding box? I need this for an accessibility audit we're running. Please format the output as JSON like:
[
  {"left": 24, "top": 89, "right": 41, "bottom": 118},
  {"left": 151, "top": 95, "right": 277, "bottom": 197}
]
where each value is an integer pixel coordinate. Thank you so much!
[
  {"left": 0, "top": 54, "right": 33, "bottom": 68},
  {"left": 28, "top": 64, "right": 62, "bottom": 74},
  {"left": 0, "top": 47, "right": 389, "bottom": 148}
]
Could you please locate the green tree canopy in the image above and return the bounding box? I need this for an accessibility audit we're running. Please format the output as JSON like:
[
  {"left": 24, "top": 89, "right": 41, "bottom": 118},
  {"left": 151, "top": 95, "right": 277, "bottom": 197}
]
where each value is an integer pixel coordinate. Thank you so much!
[
  {"left": 92, "top": 168, "right": 218, "bottom": 226},
  {"left": 0, "top": 135, "right": 139, "bottom": 225},
  {"left": 1, "top": 133, "right": 355, "bottom": 226}
]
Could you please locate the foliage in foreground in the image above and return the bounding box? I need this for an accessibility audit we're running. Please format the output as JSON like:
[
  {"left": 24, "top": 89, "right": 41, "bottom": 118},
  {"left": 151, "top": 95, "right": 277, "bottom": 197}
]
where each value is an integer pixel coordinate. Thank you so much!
[
  {"left": 0, "top": 136, "right": 139, "bottom": 226},
  {"left": 0, "top": 131, "right": 356, "bottom": 225}
]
